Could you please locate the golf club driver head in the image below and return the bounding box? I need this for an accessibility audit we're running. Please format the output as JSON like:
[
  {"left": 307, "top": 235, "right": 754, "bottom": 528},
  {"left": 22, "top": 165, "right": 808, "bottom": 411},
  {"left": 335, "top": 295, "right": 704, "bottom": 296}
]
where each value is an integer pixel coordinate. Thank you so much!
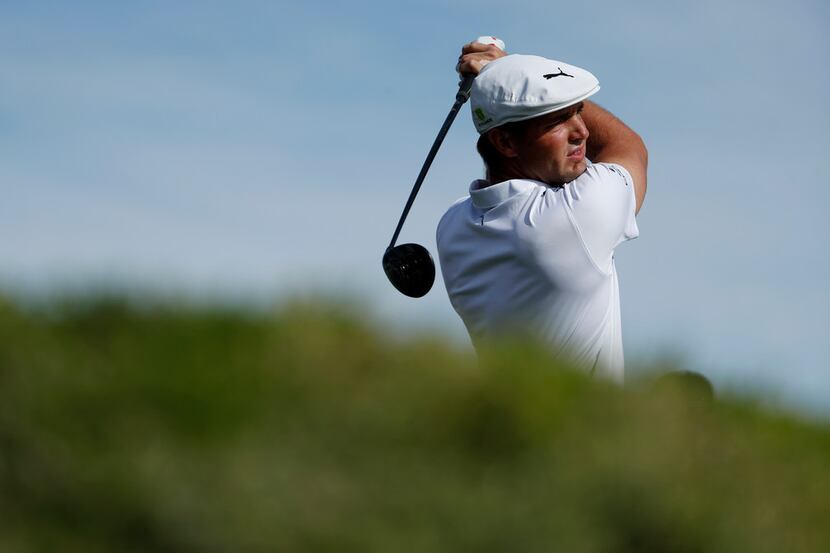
[{"left": 382, "top": 243, "right": 435, "bottom": 298}]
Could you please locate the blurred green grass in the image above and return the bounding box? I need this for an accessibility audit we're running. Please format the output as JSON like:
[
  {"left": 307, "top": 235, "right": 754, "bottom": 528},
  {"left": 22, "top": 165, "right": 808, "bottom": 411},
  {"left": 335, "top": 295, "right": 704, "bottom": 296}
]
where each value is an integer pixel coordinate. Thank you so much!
[{"left": 0, "top": 295, "right": 828, "bottom": 552}]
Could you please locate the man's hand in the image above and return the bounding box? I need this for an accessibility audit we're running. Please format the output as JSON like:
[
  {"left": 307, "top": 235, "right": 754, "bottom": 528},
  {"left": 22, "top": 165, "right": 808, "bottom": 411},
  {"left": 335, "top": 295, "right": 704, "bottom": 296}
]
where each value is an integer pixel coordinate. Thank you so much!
[{"left": 456, "top": 41, "right": 507, "bottom": 75}]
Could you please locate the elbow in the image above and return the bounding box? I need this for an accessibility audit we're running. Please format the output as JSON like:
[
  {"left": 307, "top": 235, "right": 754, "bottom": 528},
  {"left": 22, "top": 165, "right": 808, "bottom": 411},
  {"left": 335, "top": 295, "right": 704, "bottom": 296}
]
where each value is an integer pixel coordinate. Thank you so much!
[
  {"left": 633, "top": 131, "right": 648, "bottom": 167},
  {"left": 632, "top": 133, "right": 648, "bottom": 215}
]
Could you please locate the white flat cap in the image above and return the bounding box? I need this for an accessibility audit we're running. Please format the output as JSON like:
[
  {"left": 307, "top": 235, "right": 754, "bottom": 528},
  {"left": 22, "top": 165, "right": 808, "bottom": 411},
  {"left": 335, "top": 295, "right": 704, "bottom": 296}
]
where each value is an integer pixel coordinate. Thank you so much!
[{"left": 470, "top": 54, "right": 600, "bottom": 134}]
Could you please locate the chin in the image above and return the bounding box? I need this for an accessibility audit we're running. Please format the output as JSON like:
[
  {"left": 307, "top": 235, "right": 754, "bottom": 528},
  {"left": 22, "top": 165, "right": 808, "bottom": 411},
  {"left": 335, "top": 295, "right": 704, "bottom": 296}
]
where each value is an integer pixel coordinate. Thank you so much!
[
  {"left": 541, "top": 160, "right": 588, "bottom": 185},
  {"left": 558, "top": 162, "right": 587, "bottom": 183}
]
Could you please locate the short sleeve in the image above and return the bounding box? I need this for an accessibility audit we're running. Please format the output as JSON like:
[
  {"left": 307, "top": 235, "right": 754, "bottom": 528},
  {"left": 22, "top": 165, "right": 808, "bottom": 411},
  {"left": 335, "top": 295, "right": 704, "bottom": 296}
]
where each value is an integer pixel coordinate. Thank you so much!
[{"left": 564, "top": 161, "right": 639, "bottom": 271}]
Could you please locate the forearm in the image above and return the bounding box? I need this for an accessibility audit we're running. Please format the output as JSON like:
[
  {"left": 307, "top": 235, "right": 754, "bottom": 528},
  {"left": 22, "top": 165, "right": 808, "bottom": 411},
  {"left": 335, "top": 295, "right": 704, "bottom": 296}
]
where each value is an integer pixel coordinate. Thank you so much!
[{"left": 582, "top": 101, "right": 646, "bottom": 163}]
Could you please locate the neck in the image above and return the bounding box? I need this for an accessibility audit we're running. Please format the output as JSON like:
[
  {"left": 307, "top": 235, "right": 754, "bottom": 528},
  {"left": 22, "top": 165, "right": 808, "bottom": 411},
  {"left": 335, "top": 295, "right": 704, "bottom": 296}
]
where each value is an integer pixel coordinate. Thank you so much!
[{"left": 486, "top": 161, "right": 527, "bottom": 186}]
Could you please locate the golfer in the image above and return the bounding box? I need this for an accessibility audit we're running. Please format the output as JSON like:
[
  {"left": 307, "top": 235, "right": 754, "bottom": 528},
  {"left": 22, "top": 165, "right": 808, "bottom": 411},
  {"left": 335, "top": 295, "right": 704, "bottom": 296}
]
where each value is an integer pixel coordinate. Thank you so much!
[{"left": 437, "top": 43, "right": 647, "bottom": 382}]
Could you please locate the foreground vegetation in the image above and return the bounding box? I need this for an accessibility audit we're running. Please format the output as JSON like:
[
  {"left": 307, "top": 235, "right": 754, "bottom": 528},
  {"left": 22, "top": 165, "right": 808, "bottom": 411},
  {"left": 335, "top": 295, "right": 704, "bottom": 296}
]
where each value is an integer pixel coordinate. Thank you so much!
[{"left": 0, "top": 295, "right": 828, "bottom": 552}]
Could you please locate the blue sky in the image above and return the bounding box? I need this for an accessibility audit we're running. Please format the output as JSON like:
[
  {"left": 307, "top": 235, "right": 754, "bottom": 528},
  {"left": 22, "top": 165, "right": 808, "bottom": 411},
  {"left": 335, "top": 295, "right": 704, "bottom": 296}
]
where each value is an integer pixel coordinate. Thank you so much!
[{"left": 2, "top": 1, "right": 828, "bottom": 416}]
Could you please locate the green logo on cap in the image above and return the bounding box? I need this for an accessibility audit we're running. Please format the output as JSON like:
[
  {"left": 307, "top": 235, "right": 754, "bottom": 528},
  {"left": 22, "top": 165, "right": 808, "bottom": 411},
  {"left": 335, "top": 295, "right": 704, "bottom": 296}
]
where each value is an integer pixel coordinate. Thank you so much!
[{"left": 474, "top": 107, "right": 487, "bottom": 122}]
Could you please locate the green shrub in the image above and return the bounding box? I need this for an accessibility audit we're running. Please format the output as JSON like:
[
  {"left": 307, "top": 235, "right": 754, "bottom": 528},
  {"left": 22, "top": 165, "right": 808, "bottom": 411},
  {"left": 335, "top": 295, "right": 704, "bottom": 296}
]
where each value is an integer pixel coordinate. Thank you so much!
[{"left": 0, "top": 296, "right": 827, "bottom": 552}]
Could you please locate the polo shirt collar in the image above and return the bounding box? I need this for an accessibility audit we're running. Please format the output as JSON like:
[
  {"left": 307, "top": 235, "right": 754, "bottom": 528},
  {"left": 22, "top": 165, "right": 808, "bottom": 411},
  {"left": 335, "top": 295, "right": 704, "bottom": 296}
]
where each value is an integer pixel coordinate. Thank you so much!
[{"left": 469, "top": 179, "right": 538, "bottom": 209}]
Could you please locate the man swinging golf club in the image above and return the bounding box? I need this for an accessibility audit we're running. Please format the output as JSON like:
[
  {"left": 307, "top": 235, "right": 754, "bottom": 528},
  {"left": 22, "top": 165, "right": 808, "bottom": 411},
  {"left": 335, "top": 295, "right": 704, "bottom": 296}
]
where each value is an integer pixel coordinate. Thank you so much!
[{"left": 437, "top": 42, "right": 647, "bottom": 382}]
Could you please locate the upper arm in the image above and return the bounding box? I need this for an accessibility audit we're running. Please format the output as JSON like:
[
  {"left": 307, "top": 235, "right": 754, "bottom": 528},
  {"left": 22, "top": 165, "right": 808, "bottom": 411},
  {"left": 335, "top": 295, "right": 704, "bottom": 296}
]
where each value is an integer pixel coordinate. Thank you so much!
[{"left": 592, "top": 132, "right": 648, "bottom": 214}]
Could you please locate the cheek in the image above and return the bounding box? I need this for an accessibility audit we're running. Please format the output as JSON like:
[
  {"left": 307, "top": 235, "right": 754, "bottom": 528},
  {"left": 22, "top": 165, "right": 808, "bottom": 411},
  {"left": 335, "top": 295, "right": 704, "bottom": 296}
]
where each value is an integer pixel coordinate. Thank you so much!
[
  {"left": 538, "top": 135, "right": 569, "bottom": 165},
  {"left": 541, "top": 131, "right": 569, "bottom": 151},
  {"left": 519, "top": 131, "right": 569, "bottom": 168}
]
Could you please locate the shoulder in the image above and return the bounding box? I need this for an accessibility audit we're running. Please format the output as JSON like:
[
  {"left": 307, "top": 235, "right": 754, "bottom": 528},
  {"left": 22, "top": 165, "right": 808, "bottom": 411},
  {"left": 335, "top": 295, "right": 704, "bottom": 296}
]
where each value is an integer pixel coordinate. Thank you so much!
[
  {"left": 562, "top": 160, "right": 640, "bottom": 271},
  {"left": 438, "top": 195, "right": 470, "bottom": 222},
  {"left": 436, "top": 196, "right": 471, "bottom": 239},
  {"left": 562, "top": 161, "right": 636, "bottom": 216},
  {"left": 570, "top": 161, "right": 633, "bottom": 192},
  {"left": 593, "top": 161, "right": 634, "bottom": 187}
]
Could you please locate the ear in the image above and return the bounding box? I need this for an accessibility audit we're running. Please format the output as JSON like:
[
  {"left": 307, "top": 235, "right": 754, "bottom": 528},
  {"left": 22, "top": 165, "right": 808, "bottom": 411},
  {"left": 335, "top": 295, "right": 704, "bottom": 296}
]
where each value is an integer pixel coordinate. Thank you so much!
[{"left": 486, "top": 128, "right": 520, "bottom": 158}]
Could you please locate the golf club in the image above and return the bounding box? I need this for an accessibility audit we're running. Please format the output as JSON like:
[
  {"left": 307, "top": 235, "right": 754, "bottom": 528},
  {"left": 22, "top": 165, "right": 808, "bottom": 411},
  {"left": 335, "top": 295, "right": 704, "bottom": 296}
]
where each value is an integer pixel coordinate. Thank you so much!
[{"left": 383, "top": 36, "right": 505, "bottom": 298}]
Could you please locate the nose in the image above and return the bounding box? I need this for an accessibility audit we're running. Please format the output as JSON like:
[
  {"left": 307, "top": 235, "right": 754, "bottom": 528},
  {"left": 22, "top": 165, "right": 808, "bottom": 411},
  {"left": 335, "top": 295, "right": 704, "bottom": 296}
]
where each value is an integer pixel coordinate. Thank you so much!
[{"left": 570, "top": 113, "right": 589, "bottom": 143}]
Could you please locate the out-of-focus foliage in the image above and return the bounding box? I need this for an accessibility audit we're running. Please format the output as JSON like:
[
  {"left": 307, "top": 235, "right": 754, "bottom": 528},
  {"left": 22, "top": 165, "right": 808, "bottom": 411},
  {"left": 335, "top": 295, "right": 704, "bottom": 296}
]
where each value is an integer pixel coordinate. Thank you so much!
[{"left": 0, "top": 295, "right": 828, "bottom": 552}]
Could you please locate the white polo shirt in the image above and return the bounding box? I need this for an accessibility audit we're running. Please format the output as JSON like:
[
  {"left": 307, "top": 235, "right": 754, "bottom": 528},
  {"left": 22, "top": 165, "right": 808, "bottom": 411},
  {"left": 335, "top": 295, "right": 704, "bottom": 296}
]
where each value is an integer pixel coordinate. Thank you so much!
[{"left": 436, "top": 161, "right": 639, "bottom": 382}]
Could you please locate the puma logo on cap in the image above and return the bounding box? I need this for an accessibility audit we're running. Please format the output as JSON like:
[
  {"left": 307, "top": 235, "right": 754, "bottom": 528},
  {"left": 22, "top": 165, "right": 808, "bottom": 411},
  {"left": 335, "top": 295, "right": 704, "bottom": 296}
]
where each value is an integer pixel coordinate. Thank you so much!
[{"left": 543, "top": 68, "right": 574, "bottom": 79}]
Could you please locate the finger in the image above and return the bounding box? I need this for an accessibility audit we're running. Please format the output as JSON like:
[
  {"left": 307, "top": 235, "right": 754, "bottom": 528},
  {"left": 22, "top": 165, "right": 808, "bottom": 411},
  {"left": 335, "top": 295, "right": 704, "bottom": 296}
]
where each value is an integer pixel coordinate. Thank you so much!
[
  {"left": 457, "top": 56, "right": 490, "bottom": 76},
  {"left": 461, "top": 41, "right": 501, "bottom": 55},
  {"left": 458, "top": 48, "right": 507, "bottom": 72},
  {"left": 456, "top": 53, "right": 475, "bottom": 75}
]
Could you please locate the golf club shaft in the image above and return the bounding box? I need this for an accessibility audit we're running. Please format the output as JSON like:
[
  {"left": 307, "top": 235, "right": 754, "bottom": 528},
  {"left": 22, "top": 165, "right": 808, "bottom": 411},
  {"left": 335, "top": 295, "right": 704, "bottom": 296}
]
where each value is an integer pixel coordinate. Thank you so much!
[{"left": 387, "top": 74, "right": 475, "bottom": 250}]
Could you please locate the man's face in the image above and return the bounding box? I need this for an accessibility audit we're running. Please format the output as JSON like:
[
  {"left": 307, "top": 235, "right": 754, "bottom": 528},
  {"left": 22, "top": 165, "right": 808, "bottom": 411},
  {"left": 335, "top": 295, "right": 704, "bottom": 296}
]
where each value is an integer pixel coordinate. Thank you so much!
[{"left": 494, "top": 102, "right": 589, "bottom": 185}]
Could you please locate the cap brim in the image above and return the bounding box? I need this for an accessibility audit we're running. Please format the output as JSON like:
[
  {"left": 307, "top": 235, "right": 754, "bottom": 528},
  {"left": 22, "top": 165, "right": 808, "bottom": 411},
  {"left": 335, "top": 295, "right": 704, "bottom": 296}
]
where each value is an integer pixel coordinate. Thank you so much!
[{"left": 479, "top": 85, "right": 600, "bottom": 133}]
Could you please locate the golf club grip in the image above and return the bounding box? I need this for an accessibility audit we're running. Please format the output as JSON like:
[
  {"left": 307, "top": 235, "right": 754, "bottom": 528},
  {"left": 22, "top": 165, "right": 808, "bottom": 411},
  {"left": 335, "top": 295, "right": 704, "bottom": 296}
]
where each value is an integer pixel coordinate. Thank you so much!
[
  {"left": 387, "top": 96, "right": 466, "bottom": 250},
  {"left": 456, "top": 73, "right": 476, "bottom": 102},
  {"left": 456, "top": 36, "right": 504, "bottom": 102}
]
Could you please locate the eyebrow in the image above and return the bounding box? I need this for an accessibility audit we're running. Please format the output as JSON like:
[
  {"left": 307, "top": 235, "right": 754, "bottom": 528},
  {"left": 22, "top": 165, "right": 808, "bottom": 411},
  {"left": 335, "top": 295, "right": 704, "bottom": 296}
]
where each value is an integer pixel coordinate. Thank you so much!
[{"left": 543, "top": 103, "right": 583, "bottom": 125}]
